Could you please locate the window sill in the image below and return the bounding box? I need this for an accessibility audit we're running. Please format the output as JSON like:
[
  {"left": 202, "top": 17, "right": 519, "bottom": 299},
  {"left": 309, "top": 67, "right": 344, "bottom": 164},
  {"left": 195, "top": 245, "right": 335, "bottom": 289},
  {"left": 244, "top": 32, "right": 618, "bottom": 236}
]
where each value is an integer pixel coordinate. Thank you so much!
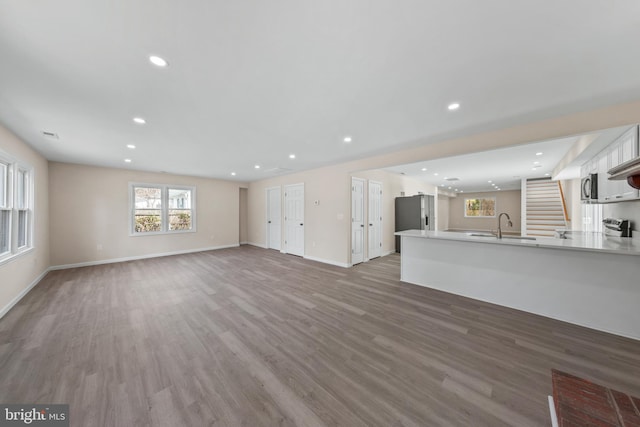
[
  {"left": 129, "top": 229, "right": 197, "bottom": 237},
  {"left": 0, "top": 247, "right": 35, "bottom": 267}
]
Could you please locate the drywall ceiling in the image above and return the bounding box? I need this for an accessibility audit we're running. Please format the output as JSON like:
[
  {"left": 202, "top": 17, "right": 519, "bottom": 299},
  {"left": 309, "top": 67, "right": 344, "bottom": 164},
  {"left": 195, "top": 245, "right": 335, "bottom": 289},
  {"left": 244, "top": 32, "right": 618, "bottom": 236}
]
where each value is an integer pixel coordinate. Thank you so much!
[{"left": 1, "top": 1, "right": 640, "bottom": 181}]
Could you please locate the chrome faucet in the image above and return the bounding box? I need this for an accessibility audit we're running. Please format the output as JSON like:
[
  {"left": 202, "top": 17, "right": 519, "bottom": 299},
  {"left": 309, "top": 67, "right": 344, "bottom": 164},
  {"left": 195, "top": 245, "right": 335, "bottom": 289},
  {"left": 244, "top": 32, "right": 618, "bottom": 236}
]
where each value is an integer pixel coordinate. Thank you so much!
[{"left": 497, "top": 212, "right": 513, "bottom": 239}]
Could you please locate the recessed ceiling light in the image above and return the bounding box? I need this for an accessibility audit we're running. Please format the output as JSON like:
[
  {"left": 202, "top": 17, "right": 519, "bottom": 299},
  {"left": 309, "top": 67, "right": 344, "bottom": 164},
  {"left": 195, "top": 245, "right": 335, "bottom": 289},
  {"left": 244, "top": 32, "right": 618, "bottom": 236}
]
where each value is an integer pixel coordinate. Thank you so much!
[
  {"left": 448, "top": 103, "right": 460, "bottom": 111},
  {"left": 448, "top": 186, "right": 452, "bottom": 189},
  {"left": 433, "top": 173, "right": 439, "bottom": 176},
  {"left": 133, "top": 117, "right": 146, "bottom": 124},
  {"left": 127, "top": 144, "right": 136, "bottom": 149},
  {"left": 545, "top": 173, "right": 550, "bottom": 176},
  {"left": 460, "top": 190, "right": 464, "bottom": 193},
  {"left": 149, "top": 55, "right": 168, "bottom": 67},
  {"left": 421, "top": 167, "right": 427, "bottom": 171},
  {"left": 536, "top": 152, "right": 543, "bottom": 156},
  {"left": 533, "top": 161, "right": 540, "bottom": 165},
  {"left": 254, "top": 165, "right": 260, "bottom": 169},
  {"left": 440, "top": 184, "right": 445, "bottom": 187},
  {"left": 124, "top": 159, "right": 132, "bottom": 163},
  {"left": 289, "top": 154, "right": 296, "bottom": 159},
  {"left": 343, "top": 136, "right": 352, "bottom": 143},
  {"left": 488, "top": 180, "right": 492, "bottom": 183},
  {"left": 231, "top": 172, "right": 236, "bottom": 176}
]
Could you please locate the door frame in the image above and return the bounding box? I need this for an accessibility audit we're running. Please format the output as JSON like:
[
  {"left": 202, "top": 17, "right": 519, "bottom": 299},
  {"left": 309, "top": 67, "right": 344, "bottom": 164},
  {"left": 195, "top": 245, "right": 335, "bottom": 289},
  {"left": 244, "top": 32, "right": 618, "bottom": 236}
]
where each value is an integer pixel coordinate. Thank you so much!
[
  {"left": 265, "top": 186, "right": 282, "bottom": 250},
  {"left": 284, "top": 183, "right": 305, "bottom": 257},
  {"left": 368, "top": 180, "right": 383, "bottom": 260},
  {"left": 351, "top": 177, "right": 365, "bottom": 265}
]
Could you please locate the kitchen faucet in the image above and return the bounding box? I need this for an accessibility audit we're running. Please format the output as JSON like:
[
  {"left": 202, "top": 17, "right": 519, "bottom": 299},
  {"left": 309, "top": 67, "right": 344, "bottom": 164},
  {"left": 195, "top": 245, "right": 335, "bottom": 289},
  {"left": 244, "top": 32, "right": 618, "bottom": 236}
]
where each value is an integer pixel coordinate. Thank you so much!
[{"left": 497, "top": 212, "right": 513, "bottom": 239}]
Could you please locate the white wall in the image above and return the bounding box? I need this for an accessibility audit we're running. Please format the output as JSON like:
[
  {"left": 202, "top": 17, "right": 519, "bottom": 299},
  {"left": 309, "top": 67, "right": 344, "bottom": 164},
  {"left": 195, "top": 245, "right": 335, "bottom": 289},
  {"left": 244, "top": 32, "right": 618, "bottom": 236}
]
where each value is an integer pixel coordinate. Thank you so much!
[
  {"left": 49, "top": 162, "right": 246, "bottom": 267},
  {"left": 437, "top": 195, "right": 450, "bottom": 231},
  {"left": 0, "top": 124, "right": 50, "bottom": 316}
]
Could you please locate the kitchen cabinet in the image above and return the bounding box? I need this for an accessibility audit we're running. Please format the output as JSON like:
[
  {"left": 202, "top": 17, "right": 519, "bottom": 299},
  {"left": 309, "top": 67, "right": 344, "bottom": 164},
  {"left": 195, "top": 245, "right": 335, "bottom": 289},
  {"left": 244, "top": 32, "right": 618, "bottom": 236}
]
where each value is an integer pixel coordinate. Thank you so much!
[{"left": 596, "top": 125, "right": 639, "bottom": 202}]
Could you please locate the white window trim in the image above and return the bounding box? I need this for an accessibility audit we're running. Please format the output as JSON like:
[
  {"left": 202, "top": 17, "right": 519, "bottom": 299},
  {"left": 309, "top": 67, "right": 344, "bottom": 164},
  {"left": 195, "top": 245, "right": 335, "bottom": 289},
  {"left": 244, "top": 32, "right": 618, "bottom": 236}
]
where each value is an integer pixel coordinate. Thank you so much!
[
  {"left": 0, "top": 149, "right": 35, "bottom": 265},
  {"left": 463, "top": 197, "right": 497, "bottom": 218},
  {"left": 129, "top": 182, "right": 197, "bottom": 236}
]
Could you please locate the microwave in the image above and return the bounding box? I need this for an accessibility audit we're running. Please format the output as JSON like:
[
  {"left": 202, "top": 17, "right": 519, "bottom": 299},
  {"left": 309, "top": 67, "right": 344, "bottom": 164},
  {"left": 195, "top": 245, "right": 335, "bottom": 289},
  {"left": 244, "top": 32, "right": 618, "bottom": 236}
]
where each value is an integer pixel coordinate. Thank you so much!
[{"left": 581, "top": 173, "right": 598, "bottom": 202}]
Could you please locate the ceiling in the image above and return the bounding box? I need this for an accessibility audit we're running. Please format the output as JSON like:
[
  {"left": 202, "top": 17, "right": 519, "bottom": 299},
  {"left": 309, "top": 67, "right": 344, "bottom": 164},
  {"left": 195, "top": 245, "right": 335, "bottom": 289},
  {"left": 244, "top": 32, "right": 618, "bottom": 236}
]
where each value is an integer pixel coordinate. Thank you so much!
[
  {"left": 2, "top": 1, "right": 640, "bottom": 182},
  {"left": 385, "top": 136, "right": 578, "bottom": 193}
]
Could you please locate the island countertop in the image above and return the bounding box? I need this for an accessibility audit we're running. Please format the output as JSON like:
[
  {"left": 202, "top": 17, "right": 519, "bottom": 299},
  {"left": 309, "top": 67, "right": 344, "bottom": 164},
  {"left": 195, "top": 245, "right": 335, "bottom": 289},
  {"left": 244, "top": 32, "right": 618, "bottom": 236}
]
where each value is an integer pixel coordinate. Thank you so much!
[{"left": 394, "top": 229, "right": 640, "bottom": 256}]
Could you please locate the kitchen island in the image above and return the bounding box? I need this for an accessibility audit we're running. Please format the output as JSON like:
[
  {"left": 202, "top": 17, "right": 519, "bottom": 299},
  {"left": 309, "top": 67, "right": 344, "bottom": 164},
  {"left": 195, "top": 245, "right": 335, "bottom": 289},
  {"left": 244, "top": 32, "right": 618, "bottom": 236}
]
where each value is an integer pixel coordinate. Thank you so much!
[{"left": 396, "top": 230, "right": 640, "bottom": 340}]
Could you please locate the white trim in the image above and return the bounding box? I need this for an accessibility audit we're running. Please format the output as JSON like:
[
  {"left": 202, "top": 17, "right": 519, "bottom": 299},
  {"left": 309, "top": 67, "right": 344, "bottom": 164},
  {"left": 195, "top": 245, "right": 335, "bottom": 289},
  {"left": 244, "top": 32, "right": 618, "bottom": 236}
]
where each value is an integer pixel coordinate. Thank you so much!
[
  {"left": 247, "top": 241, "right": 267, "bottom": 249},
  {"left": 548, "top": 396, "right": 559, "bottom": 427},
  {"left": 129, "top": 182, "right": 197, "bottom": 236},
  {"left": 239, "top": 241, "right": 249, "bottom": 245},
  {"left": 303, "top": 255, "right": 350, "bottom": 268},
  {"left": 283, "top": 183, "right": 305, "bottom": 256},
  {"left": 265, "top": 186, "right": 281, "bottom": 250},
  {"left": 50, "top": 244, "right": 239, "bottom": 270},
  {"left": 382, "top": 250, "right": 396, "bottom": 257},
  {"left": 0, "top": 267, "right": 49, "bottom": 319}
]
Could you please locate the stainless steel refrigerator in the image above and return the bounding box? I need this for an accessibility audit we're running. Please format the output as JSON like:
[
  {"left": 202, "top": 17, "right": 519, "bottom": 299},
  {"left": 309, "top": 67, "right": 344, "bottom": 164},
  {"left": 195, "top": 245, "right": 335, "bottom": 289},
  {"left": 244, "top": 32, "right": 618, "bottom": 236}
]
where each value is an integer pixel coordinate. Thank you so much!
[{"left": 395, "top": 194, "right": 435, "bottom": 252}]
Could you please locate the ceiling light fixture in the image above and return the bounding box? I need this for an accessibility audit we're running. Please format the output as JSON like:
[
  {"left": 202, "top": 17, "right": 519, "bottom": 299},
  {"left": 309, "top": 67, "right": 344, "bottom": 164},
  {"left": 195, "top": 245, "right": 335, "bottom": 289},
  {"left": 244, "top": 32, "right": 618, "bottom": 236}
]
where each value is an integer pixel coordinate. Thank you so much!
[
  {"left": 536, "top": 152, "right": 543, "bottom": 156},
  {"left": 231, "top": 172, "right": 236, "bottom": 176},
  {"left": 448, "top": 103, "right": 460, "bottom": 111},
  {"left": 126, "top": 144, "right": 136, "bottom": 149},
  {"left": 533, "top": 161, "right": 540, "bottom": 165},
  {"left": 545, "top": 173, "right": 550, "bottom": 176},
  {"left": 421, "top": 167, "right": 427, "bottom": 171},
  {"left": 124, "top": 159, "right": 132, "bottom": 163},
  {"left": 488, "top": 180, "right": 492, "bottom": 183},
  {"left": 254, "top": 165, "right": 260, "bottom": 169},
  {"left": 149, "top": 55, "right": 168, "bottom": 67},
  {"left": 433, "top": 173, "right": 439, "bottom": 176},
  {"left": 133, "top": 117, "right": 146, "bottom": 124},
  {"left": 343, "top": 136, "right": 352, "bottom": 143},
  {"left": 289, "top": 154, "right": 296, "bottom": 159}
]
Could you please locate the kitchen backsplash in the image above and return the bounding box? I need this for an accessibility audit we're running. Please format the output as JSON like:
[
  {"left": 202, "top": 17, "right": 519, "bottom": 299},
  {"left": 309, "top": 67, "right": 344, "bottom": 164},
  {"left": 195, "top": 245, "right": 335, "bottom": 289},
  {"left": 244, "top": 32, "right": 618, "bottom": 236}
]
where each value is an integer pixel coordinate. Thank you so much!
[{"left": 603, "top": 199, "right": 640, "bottom": 232}]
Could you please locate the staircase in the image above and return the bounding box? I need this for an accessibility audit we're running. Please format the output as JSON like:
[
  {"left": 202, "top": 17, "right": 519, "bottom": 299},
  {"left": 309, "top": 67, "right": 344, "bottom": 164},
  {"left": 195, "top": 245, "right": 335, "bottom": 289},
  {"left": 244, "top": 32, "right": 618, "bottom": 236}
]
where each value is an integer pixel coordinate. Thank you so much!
[{"left": 525, "top": 179, "right": 568, "bottom": 237}]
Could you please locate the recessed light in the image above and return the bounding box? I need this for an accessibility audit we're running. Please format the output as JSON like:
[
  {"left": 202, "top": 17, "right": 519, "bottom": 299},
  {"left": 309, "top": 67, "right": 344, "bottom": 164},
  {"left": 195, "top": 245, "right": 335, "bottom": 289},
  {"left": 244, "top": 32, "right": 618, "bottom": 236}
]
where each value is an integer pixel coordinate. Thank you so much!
[
  {"left": 133, "top": 117, "right": 146, "bottom": 124},
  {"left": 433, "top": 173, "right": 439, "bottom": 176},
  {"left": 488, "top": 180, "right": 492, "bottom": 183},
  {"left": 533, "top": 161, "right": 540, "bottom": 165},
  {"left": 497, "top": 189, "right": 501, "bottom": 191},
  {"left": 440, "top": 184, "right": 445, "bottom": 187},
  {"left": 124, "top": 159, "right": 132, "bottom": 163},
  {"left": 126, "top": 144, "right": 136, "bottom": 149},
  {"left": 149, "top": 55, "right": 168, "bottom": 67},
  {"left": 448, "top": 103, "right": 460, "bottom": 111},
  {"left": 289, "top": 154, "right": 296, "bottom": 159},
  {"left": 343, "top": 136, "right": 352, "bottom": 143},
  {"left": 448, "top": 186, "right": 452, "bottom": 189},
  {"left": 536, "top": 152, "right": 543, "bottom": 156},
  {"left": 421, "top": 167, "right": 427, "bottom": 171},
  {"left": 231, "top": 172, "right": 236, "bottom": 176},
  {"left": 545, "top": 173, "right": 550, "bottom": 176},
  {"left": 460, "top": 190, "right": 464, "bottom": 193},
  {"left": 254, "top": 165, "right": 260, "bottom": 169}
]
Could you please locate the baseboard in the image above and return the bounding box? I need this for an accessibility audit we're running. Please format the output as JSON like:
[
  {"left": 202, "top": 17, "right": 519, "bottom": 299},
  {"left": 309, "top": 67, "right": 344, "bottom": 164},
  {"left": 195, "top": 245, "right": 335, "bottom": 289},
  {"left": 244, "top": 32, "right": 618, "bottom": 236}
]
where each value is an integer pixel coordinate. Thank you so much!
[
  {"left": 0, "top": 268, "right": 50, "bottom": 319},
  {"left": 239, "top": 241, "right": 249, "bottom": 245},
  {"left": 303, "top": 255, "right": 350, "bottom": 268},
  {"left": 247, "top": 242, "right": 267, "bottom": 249},
  {"left": 382, "top": 250, "right": 396, "bottom": 257},
  {"left": 50, "top": 244, "right": 240, "bottom": 270}
]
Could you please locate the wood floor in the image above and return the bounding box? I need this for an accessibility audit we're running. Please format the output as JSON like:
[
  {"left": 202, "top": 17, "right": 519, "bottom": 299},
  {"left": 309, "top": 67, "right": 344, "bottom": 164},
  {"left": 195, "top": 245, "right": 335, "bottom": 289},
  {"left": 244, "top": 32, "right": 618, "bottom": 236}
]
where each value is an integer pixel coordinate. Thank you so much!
[{"left": 1, "top": 246, "right": 639, "bottom": 426}]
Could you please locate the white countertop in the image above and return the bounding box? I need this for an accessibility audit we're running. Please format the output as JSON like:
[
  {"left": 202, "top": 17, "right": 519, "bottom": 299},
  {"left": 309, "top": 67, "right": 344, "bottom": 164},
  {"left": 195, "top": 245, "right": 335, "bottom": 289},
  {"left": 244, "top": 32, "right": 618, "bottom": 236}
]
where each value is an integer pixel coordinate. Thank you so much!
[{"left": 395, "top": 229, "right": 640, "bottom": 256}]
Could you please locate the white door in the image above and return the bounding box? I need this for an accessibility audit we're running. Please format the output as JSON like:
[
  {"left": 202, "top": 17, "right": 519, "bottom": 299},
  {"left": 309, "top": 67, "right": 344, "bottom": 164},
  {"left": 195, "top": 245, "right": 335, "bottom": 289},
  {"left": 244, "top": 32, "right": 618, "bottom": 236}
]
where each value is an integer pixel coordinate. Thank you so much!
[
  {"left": 266, "top": 187, "right": 281, "bottom": 250},
  {"left": 351, "top": 178, "right": 365, "bottom": 265},
  {"left": 284, "top": 184, "right": 304, "bottom": 257},
  {"left": 368, "top": 180, "right": 382, "bottom": 259}
]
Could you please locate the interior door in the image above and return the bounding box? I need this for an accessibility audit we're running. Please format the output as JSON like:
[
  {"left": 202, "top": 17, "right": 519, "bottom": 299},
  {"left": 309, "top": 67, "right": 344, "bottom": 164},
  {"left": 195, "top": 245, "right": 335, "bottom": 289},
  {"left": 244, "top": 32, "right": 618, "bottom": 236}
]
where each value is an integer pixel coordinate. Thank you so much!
[
  {"left": 351, "top": 178, "right": 365, "bottom": 264},
  {"left": 368, "top": 180, "right": 382, "bottom": 259},
  {"left": 266, "top": 187, "right": 281, "bottom": 250},
  {"left": 284, "top": 184, "right": 304, "bottom": 256}
]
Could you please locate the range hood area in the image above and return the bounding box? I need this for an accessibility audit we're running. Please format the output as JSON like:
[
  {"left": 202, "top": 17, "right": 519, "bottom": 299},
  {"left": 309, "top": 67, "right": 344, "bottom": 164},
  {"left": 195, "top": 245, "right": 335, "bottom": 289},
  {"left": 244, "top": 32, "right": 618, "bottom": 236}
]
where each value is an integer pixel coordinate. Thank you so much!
[{"left": 609, "top": 156, "right": 640, "bottom": 189}]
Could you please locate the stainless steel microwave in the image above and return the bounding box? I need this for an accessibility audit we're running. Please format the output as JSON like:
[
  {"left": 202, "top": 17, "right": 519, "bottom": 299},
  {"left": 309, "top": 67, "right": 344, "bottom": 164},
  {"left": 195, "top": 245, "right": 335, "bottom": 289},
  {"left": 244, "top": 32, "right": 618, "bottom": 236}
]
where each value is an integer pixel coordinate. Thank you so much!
[{"left": 581, "top": 173, "right": 598, "bottom": 201}]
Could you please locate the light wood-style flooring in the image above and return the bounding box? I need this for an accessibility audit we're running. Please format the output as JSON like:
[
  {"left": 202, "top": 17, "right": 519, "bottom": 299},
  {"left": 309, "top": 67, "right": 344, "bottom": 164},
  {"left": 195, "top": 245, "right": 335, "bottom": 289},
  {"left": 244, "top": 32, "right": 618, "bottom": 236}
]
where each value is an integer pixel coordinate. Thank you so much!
[{"left": 1, "top": 246, "right": 639, "bottom": 426}]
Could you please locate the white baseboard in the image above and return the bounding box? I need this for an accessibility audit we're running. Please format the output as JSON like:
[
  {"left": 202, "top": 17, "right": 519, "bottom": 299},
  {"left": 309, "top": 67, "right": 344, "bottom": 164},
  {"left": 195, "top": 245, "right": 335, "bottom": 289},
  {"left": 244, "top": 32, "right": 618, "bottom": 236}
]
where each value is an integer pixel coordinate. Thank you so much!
[
  {"left": 382, "top": 250, "right": 396, "bottom": 257},
  {"left": 50, "top": 244, "right": 240, "bottom": 270},
  {"left": 0, "top": 268, "right": 50, "bottom": 319},
  {"left": 239, "top": 241, "right": 249, "bottom": 245},
  {"left": 303, "top": 255, "right": 350, "bottom": 268},
  {"left": 247, "top": 242, "right": 267, "bottom": 249}
]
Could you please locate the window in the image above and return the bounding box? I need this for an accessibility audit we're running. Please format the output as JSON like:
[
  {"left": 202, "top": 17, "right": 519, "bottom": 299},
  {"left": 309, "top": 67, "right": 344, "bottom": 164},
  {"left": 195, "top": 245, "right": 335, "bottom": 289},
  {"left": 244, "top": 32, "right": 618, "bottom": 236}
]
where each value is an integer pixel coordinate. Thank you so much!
[
  {"left": 0, "top": 151, "right": 34, "bottom": 264},
  {"left": 464, "top": 197, "right": 496, "bottom": 217},
  {"left": 130, "top": 183, "right": 195, "bottom": 235}
]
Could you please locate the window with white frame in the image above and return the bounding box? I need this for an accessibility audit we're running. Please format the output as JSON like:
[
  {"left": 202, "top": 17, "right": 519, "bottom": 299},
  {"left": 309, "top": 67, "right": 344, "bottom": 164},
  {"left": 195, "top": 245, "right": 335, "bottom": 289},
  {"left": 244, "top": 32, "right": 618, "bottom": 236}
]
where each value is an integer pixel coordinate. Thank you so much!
[
  {"left": 130, "top": 183, "right": 196, "bottom": 235},
  {"left": 0, "top": 151, "right": 34, "bottom": 263}
]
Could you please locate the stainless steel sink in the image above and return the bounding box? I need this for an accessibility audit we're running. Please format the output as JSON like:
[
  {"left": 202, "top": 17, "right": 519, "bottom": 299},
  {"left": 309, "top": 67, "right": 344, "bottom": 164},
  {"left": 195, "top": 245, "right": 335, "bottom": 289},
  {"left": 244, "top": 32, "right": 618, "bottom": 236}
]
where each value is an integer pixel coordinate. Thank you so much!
[
  {"left": 467, "top": 233, "right": 496, "bottom": 238},
  {"left": 502, "top": 236, "right": 537, "bottom": 241}
]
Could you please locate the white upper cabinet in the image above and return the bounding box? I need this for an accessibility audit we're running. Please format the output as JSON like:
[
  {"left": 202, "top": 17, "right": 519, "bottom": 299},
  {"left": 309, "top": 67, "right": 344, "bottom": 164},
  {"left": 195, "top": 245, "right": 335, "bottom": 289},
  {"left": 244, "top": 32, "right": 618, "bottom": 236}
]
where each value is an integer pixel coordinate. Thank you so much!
[{"left": 596, "top": 125, "right": 639, "bottom": 202}]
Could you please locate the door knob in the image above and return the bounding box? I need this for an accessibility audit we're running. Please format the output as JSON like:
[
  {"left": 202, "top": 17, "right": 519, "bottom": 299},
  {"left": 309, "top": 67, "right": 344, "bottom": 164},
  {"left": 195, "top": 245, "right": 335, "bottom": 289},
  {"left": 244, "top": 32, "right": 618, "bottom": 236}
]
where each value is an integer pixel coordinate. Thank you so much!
[
  {"left": 369, "top": 223, "right": 373, "bottom": 226},
  {"left": 268, "top": 220, "right": 271, "bottom": 223},
  {"left": 360, "top": 224, "right": 364, "bottom": 227}
]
